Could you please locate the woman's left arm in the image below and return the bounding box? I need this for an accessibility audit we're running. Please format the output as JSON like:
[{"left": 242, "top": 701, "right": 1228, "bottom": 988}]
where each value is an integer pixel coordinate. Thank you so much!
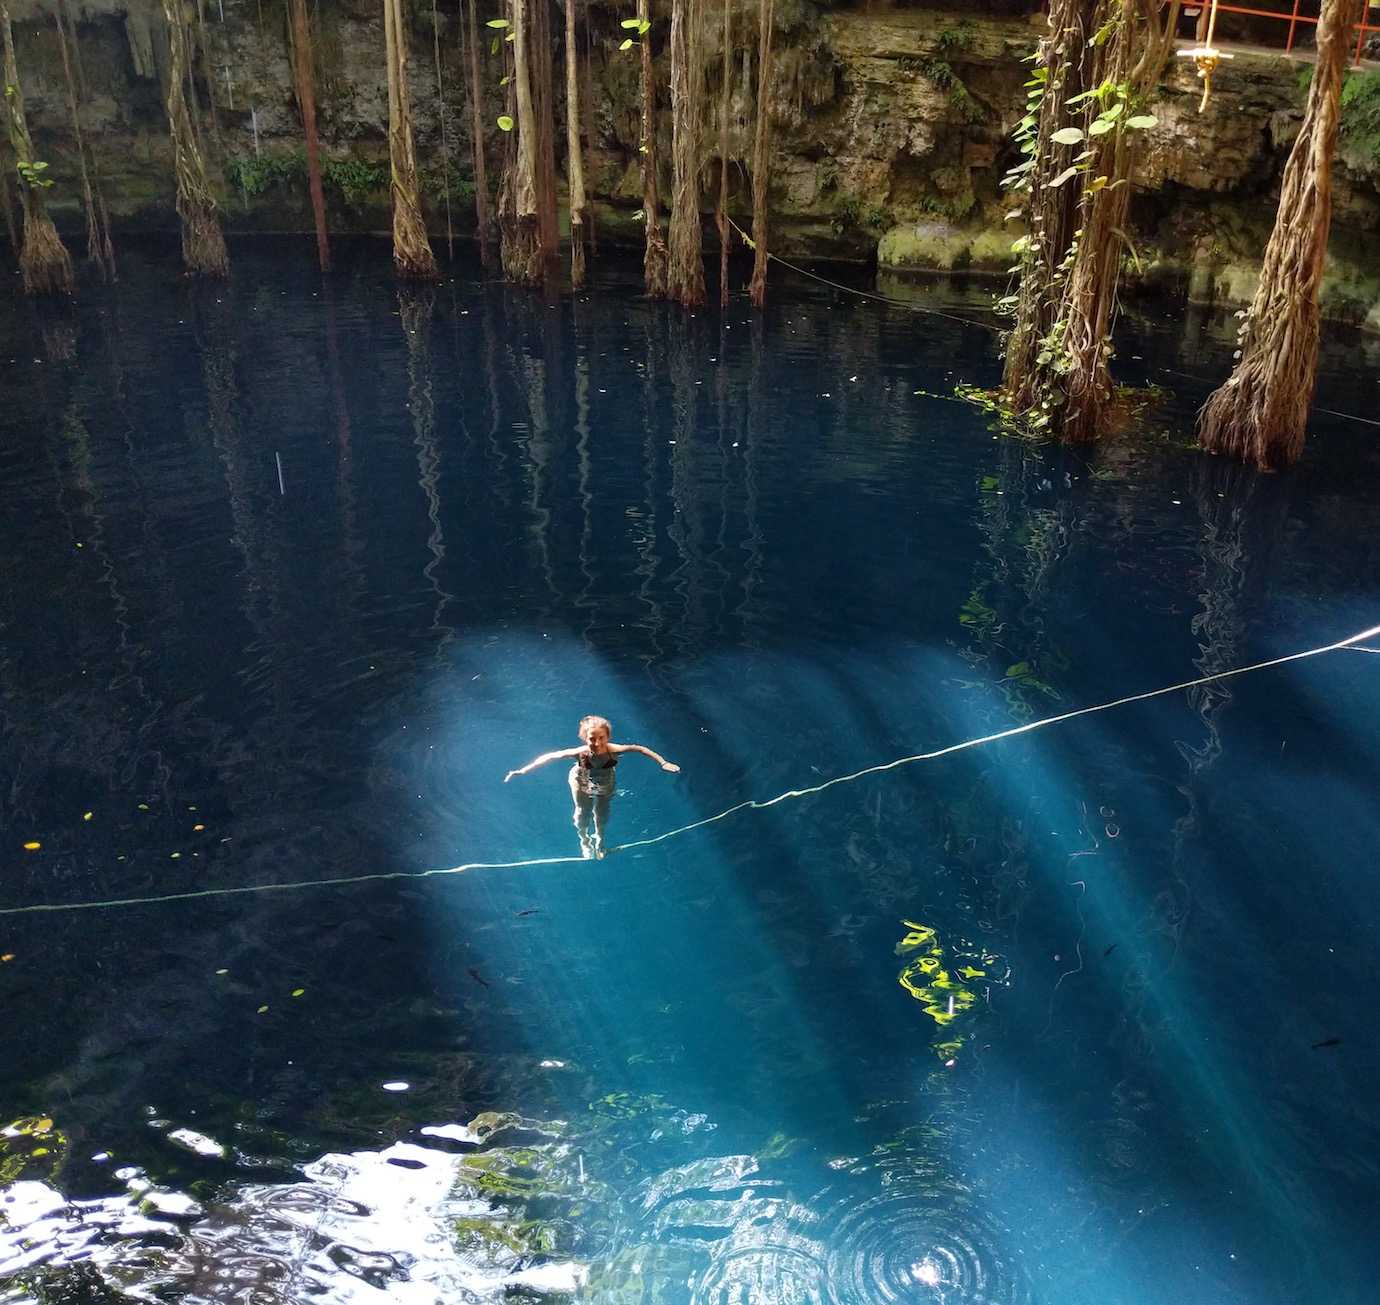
[{"left": 616, "top": 743, "right": 680, "bottom": 773}]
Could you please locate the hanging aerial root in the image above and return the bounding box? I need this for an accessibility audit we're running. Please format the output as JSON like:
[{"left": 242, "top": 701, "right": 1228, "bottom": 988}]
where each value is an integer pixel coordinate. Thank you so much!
[
  {"left": 19, "top": 212, "right": 75, "bottom": 294},
  {"left": 178, "top": 194, "right": 229, "bottom": 278},
  {"left": 2, "top": 621, "right": 1376, "bottom": 920}
]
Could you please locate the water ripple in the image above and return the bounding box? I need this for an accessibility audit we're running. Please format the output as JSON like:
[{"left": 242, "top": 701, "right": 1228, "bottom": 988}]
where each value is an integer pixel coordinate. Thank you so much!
[{"left": 690, "top": 1166, "right": 1030, "bottom": 1305}]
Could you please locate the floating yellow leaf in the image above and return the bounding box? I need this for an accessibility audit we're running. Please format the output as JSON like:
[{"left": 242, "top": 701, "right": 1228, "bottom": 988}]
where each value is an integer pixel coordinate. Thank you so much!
[
  {"left": 193, "top": 824, "right": 205, "bottom": 832},
  {"left": 32, "top": 1146, "right": 49, "bottom": 1156},
  {"left": 959, "top": 966, "right": 986, "bottom": 979},
  {"left": 257, "top": 1005, "right": 269, "bottom": 1014},
  {"left": 33, "top": 1118, "right": 53, "bottom": 1134},
  {"left": 1, "top": 954, "right": 14, "bottom": 963},
  {"left": 83, "top": 812, "right": 93, "bottom": 822},
  {"left": 23, "top": 841, "right": 41, "bottom": 851},
  {"left": 215, "top": 969, "right": 228, "bottom": 975},
  {"left": 291, "top": 988, "right": 305, "bottom": 998},
  {"left": 138, "top": 804, "right": 149, "bottom": 811},
  {"left": 170, "top": 852, "right": 181, "bottom": 859}
]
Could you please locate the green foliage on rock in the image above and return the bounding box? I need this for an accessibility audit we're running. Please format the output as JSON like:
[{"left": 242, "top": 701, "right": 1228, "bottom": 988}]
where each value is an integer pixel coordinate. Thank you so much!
[{"left": 1339, "top": 67, "right": 1380, "bottom": 167}]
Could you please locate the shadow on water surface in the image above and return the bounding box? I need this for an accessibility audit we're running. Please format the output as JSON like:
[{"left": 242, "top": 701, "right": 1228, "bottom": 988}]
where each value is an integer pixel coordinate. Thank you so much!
[{"left": 1, "top": 238, "right": 1379, "bottom": 1304}]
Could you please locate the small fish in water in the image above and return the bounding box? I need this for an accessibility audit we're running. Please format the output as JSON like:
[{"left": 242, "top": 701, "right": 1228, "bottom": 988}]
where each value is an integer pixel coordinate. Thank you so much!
[
  {"left": 515, "top": 909, "right": 541, "bottom": 918},
  {"left": 467, "top": 967, "right": 491, "bottom": 989},
  {"left": 1103, "top": 943, "right": 1118, "bottom": 958},
  {"left": 1311, "top": 1037, "right": 1342, "bottom": 1050}
]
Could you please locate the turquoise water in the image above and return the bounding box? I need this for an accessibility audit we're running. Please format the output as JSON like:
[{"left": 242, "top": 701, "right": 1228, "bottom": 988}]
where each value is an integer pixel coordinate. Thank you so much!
[{"left": 1, "top": 240, "right": 1379, "bottom": 1303}]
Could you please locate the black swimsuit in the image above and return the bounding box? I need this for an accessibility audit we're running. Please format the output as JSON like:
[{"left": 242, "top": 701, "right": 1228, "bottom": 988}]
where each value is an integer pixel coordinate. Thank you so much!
[{"left": 573, "top": 750, "right": 617, "bottom": 794}]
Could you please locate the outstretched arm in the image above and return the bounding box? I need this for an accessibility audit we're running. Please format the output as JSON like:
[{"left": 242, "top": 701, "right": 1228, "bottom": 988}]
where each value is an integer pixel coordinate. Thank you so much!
[
  {"left": 505, "top": 747, "right": 581, "bottom": 782},
  {"left": 613, "top": 743, "right": 680, "bottom": 773}
]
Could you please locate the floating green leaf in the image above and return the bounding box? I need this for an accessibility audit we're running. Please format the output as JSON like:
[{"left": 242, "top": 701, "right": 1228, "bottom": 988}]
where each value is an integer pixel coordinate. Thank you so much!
[
  {"left": 485, "top": 16, "right": 509, "bottom": 25},
  {"left": 619, "top": 37, "right": 633, "bottom": 50},
  {"left": 496, "top": 114, "right": 514, "bottom": 131}
]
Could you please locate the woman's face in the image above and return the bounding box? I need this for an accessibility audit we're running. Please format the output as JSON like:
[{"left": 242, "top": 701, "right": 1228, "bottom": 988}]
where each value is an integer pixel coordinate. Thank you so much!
[{"left": 583, "top": 723, "right": 611, "bottom": 752}]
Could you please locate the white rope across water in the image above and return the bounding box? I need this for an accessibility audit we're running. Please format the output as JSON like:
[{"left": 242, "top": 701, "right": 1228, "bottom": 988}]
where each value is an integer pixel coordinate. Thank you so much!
[{"left": 2, "top": 621, "right": 1376, "bottom": 919}]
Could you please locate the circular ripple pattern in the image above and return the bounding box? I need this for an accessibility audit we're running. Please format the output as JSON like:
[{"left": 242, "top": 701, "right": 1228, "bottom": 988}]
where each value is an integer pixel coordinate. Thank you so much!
[{"left": 692, "top": 1167, "right": 1030, "bottom": 1305}]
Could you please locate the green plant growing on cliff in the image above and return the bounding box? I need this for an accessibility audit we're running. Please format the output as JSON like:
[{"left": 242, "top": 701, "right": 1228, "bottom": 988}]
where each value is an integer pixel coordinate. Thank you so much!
[
  {"left": 1338, "top": 66, "right": 1380, "bottom": 165},
  {"left": 225, "top": 150, "right": 306, "bottom": 197},
  {"left": 324, "top": 156, "right": 388, "bottom": 205}
]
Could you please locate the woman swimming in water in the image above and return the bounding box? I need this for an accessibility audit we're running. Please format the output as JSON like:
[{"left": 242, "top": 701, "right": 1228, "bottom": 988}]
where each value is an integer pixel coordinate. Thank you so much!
[{"left": 505, "top": 715, "right": 680, "bottom": 858}]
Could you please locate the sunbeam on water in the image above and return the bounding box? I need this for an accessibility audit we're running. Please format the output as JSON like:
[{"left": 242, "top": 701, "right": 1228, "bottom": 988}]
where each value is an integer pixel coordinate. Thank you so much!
[{"left": 2, "top": 240, "right": 1380, "bottom": 1305}]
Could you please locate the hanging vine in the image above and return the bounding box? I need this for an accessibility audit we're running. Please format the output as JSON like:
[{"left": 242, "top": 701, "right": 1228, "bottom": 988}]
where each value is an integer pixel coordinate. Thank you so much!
[{"left": 1197, "top": 0, "right": 1361, "bottom": 468}]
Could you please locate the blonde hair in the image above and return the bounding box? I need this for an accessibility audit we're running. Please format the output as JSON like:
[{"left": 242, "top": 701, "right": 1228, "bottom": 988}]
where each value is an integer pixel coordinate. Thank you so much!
[{"left": 578, "top": 714, "right": 611, "bottom": 740}]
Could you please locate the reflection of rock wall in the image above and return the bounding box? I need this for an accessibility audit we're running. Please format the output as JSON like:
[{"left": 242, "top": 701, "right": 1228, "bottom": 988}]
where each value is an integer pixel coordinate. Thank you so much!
[{"left": 6, "top": 2, "right": 1380, "bottom": 318}]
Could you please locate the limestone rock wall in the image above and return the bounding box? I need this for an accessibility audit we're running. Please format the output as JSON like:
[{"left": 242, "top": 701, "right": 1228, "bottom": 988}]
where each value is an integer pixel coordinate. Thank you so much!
[{"left": 5, "top": 0, "right": 1380, "bottom": 321}]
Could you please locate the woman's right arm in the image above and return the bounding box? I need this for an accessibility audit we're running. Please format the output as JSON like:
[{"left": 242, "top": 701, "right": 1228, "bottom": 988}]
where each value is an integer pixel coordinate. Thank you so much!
[{"left": 505, "top": 748, "right": 579, "bottom": 781}]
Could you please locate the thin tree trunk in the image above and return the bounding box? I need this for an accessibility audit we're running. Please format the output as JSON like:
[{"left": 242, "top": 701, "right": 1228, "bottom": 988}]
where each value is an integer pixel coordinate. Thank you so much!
[
  {"left": 716, "top": 0, "right": 730, "bottom": 308},
  {"left": 638, "top": 0, "right": 668, "bottom": 296},
  {"left": 383, "top": 0, "right": 438, "bottom": 278},
  {"left": 529, "top": 0, "right": 559, "bottom": 277},
  {"left": 748, "top": 0, "right": 773, "bottom": 308},
  {"left": 667, "top": 0, "right": 704, "bottom": 306},
  {"left": 2, "top": 0, "right": 75, "bottom": 293},
  {"left": 54, "top": 0, "right": 115, "bottom": 278},
  {"left": 1197, "top": 0, "right": 1359, "bottom": 468},
  {"left": 564, "top": 0, "right": 587, "bottom": 286},
  {"left": 61, "top": 0, "right": 117, "bottom": 267},
  {"left": 502, "top": 0, "right": 543, "bottom": 284},
  {"left": 580, "top": 10, "right": 597, "bottom": 254},
  {"left": 431, "top": 0, "right": 453, "bottom": 258},
  {"left": 162, "top": 0, "right": 228, "bottom": 276},
  {"left": 463, "top": 0, "right": 495, "bottom": 268},
  {"left": 289, "top": 0, "right": 330, "bottom": 271}
]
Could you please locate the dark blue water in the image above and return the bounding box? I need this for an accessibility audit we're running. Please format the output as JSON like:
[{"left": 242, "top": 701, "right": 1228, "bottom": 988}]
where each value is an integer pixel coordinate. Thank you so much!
[{"left": 2, "top": 240, "right": 1379, "bottom": 1305}]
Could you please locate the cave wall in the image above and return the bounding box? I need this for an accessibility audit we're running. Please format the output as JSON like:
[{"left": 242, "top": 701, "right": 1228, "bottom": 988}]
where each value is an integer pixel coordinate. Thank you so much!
[{"left": 6, "top": 0, "right": 1380, "bottom": 321}]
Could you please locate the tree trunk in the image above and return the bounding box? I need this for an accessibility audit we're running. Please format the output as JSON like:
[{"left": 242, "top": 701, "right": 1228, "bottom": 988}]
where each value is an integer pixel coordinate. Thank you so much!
[
  {"left": 463, "top": 0, "right": 495, "bottom": 268},
  {"left": 1000, "top": 0, "right": 1093, "bottom": 408},
  {"left": 2, "top": 0, "right": 75, "bottom": 293},
  {"left": 289, "top": 0, "right": 330, "bottom": 271},
  {"left": 1000, "top": 0, "right": 1181, "bottom": 439},
  {"left": 638, "top": 0, "right": 668, "bottom": 296},
  {"left": 383, "top": 0, "right": 438, "bottom": 279},
  {"left": 0, "top": 157, "right": 17, "bottom": 255},
  {"left": 529, "top": 0, "right": 559, "bottom": 279},
  {"left": 580, "top": 13, "right": 597, "bottom": 254},
  {"left": 748, "top": 0, "right": 773, "bottom": 308},
  {"left": 430, "top": 0, "right": 453, "bottom": 258},
  {"left": 564, "top": 0, "right": 587, "bottom": 286},
  {"left": 1197, "top": 0, "right": 1359, "bottom": 469},
  {"left": 667, "top": 0, "right": 704, "bottom": 306},
  {"left": 716, "top": 0, "right": 730, "bottom": 307},
  {"left": 54, "top": 0, "right": 115, "bottom": 279},
  {"left": 162, "top": 0, "right": 228, "bottom": 276},
  {"left": 502, "top": 0, "right": 543, "bottom": 284}
]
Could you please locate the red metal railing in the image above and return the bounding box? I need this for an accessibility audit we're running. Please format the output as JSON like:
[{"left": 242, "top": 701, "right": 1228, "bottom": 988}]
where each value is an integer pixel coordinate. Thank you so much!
[{"left": 1183, "top": 0, "right": 1380, "bottom": 65}]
